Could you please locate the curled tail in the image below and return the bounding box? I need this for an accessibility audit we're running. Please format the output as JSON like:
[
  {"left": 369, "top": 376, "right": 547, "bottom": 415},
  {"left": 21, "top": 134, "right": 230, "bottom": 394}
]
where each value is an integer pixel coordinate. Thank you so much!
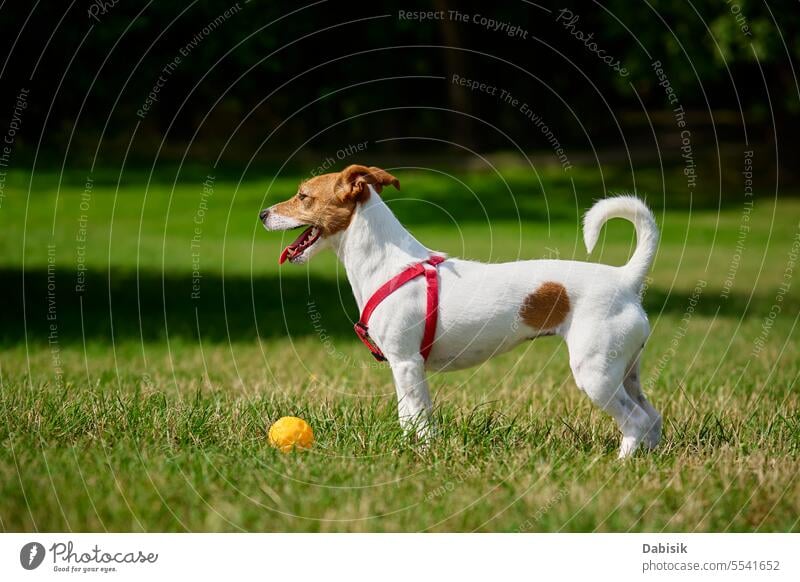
[{"left": 583, "top": 195, "right": 659, "bottom": 291}]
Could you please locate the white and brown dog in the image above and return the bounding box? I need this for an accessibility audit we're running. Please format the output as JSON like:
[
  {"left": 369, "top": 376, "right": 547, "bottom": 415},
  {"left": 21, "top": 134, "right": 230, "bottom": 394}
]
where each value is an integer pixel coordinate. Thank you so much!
[{"left": 260, "top": 164, "right": 661, "bottom": 457}]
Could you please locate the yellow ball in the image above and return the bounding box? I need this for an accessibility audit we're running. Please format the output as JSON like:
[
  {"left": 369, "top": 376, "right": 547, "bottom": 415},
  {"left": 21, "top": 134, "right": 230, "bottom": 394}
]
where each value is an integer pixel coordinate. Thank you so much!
[{"left": 268, "top": 416, "right": 314, "bottom": 452}]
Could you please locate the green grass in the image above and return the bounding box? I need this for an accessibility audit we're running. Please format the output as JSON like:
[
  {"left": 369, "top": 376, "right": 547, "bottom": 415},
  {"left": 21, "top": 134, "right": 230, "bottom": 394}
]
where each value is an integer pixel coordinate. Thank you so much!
[{"left": 0, "top": 163, "right": 798, "bottom": 531}]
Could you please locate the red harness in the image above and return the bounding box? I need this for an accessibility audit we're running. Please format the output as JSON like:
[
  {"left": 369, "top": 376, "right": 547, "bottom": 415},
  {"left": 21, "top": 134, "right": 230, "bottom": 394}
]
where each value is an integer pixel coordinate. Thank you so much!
[{"left": 354, "top": 255, "right": 446, "bottom": 362}]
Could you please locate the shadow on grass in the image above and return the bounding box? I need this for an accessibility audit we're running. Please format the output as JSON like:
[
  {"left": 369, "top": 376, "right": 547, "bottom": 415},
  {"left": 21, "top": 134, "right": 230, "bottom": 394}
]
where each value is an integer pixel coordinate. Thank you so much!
[
  {"left": 1, "top": 267, "right": 791, "bottom": 346},
  {"left": 0, "top": 267, "right": 354, "bottom": 346}
]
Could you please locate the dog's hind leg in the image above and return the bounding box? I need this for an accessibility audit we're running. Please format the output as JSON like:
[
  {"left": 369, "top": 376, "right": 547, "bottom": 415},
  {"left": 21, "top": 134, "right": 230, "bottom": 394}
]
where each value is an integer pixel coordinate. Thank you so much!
[
  {"left": 568, "top": 335, "right": 653, "bottom": 458},
  {"left": 623, "top": 349, "right": 662, "bottom": 450},
  {"left": 389, "top": 356, "right": 433, "bottom": 440}
]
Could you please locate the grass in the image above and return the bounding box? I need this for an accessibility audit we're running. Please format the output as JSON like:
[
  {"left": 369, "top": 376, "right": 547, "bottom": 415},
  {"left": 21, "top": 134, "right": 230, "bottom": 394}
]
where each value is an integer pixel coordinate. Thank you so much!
[{"left": 0, "top": 162, "right": 798, "bottom": 532}]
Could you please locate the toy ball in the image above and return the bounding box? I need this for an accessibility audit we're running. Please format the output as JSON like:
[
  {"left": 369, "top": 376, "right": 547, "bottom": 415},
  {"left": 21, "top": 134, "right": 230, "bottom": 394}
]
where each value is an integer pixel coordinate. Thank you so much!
[{"left": 268, "top": 416, "right": 314, "bottom": 452}]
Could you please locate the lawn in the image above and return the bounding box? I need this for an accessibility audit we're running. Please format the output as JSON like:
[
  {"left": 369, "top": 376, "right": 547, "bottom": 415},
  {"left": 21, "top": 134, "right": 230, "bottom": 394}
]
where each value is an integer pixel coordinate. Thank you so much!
[{"left": 0, "top": 163, "right": 798, "bottom": 532}]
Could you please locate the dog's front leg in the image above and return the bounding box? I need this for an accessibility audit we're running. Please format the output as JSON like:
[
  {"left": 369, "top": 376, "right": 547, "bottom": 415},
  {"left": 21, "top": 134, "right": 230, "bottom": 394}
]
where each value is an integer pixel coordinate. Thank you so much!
[{"left": 388, "top": 356, "right": 433, "bottom": 440}]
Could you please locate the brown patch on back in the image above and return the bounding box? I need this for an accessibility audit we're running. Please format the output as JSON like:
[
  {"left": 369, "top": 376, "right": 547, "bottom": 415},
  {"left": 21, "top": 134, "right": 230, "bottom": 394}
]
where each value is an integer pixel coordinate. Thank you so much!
[{"left": 519, "top": 282, "right": 571, "bottom": 329}]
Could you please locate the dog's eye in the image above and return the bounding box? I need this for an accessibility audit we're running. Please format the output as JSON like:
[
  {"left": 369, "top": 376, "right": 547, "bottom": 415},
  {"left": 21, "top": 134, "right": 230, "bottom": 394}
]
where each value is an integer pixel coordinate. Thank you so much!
[{"left": 297, "top": 192, "right": 309, "bottom": 201}]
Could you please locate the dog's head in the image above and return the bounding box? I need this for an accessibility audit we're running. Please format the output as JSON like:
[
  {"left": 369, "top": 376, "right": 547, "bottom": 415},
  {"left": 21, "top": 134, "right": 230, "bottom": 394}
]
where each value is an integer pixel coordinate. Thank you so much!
[{"left": 259, "top": 164, "right": 400, "bottom": 264}]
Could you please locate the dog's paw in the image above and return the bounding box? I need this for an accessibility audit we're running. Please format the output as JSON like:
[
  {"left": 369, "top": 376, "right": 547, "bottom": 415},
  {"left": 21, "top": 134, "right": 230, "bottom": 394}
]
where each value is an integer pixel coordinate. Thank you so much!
[
  {"left": 617, "top": 436, "right": 640, "bottom": 459},
  {"left": 399, "top": 415, "right": 436, "bottom": 444},
  {"left": 642, "top": 416, "right": 662, "bottom": 450}
]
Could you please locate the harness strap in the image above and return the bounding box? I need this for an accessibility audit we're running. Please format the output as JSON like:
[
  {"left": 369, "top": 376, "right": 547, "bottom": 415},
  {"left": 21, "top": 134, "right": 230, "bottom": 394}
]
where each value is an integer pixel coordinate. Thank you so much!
[{"left": 354, "top": 255, "right": 446, "bottom": 362}]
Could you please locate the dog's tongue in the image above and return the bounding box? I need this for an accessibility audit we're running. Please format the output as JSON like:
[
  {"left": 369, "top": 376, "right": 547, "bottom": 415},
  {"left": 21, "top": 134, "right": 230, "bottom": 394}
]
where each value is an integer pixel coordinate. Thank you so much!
[{"left": 279, "top": 226, "right": 315, "bottom": 264}]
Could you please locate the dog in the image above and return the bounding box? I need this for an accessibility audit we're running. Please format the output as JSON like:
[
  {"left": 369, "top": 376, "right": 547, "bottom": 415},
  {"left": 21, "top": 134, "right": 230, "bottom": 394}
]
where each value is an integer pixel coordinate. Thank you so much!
[{"left": 260, "top": 164, "right": 661, "bottom": 458}]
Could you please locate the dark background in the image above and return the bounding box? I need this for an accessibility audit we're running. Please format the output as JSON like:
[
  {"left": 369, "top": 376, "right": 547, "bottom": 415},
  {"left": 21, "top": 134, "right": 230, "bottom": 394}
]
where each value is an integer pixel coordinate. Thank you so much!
[{"left": 1, "top": 0, "right": 798, "bottom": 178}]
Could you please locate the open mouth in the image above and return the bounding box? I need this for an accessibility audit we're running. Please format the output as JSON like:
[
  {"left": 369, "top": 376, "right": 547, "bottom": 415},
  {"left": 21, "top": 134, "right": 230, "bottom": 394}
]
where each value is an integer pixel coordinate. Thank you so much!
[{"left": 279, "top": 226, "right": 321, "bottom": 264}]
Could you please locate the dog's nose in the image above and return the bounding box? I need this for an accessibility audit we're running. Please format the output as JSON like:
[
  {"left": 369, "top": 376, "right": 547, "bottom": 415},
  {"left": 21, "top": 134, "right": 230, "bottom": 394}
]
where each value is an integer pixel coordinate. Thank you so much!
[{"left": 259, "top": 209, "right": 269, "bottom": 222}]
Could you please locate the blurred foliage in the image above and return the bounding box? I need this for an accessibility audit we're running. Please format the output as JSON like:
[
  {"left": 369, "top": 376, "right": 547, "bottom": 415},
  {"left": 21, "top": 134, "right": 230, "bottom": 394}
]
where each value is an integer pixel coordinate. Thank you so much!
[{"left": 0, "top": 0, "right": 797, "bottom": 165}]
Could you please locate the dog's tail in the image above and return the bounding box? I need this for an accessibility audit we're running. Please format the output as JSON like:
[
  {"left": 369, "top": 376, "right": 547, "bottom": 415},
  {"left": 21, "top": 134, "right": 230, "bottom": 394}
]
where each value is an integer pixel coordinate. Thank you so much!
[{"left": 583, "top": 195, "right": 658, "bottom": 291}]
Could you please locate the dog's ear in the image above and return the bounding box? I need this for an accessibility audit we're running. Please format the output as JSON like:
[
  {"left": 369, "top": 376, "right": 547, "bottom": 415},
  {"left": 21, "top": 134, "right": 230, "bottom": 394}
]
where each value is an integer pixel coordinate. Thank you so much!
[{"left": 336, "top": 165, "right": 400, "bottom": 201}]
